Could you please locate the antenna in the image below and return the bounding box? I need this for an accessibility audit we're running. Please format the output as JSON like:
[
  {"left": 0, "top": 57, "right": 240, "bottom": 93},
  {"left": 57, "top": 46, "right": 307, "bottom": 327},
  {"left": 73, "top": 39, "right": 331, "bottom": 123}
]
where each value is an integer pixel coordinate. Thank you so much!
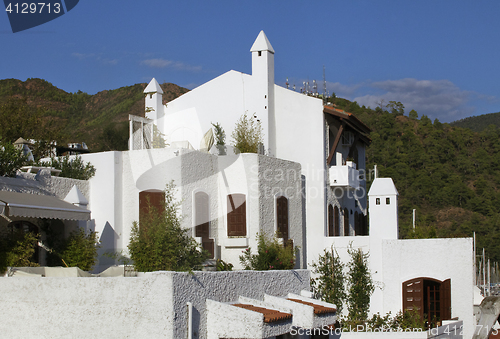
[
  {"left": 312, "top": 80, "right": 318, "bottom": 96},
  {"left": 323, "top": 65, "right": 328, "bottom": 104}
]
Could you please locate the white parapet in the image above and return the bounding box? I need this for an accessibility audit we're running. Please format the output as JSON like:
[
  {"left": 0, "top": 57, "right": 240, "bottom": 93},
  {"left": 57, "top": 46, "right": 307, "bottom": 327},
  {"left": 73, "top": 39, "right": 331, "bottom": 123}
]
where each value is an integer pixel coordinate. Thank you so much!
[{"left": 329, "top": 161, "right": 360, "bottom": 190}]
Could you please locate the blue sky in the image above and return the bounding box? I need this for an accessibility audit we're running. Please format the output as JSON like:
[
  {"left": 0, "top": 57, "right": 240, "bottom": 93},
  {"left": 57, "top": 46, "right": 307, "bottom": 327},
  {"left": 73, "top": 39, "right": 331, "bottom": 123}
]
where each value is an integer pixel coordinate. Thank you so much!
[{"left": 1, "top": 1, "right": 499, "bottom": 123}]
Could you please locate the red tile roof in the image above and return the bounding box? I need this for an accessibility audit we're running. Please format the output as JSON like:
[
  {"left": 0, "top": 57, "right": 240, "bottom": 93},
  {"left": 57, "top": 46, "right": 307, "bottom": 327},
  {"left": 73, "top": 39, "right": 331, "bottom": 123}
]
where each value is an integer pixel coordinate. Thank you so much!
[
  {"left": 287, "top": 298, "right": 337, "bottom": 315},
  {"left": 232, "top": 304, "right": 292, "bottom": 323}
]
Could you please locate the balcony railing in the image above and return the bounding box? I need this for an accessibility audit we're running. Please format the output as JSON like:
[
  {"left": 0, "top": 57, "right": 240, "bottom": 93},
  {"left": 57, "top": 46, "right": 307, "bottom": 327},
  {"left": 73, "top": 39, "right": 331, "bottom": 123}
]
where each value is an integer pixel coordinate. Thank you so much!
[{"left": 329, "top": 161, "right": 360, "bottom": 190}]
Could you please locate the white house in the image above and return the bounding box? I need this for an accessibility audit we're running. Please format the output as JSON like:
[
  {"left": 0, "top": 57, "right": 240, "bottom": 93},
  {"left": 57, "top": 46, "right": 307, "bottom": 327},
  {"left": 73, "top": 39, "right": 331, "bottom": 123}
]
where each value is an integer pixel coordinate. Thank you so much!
[
  {"left": 0, "top": 30, "right": 474, "bottom": 338},
  {"left": 124, "top": 30, "right": 473, "bottom": 336}
]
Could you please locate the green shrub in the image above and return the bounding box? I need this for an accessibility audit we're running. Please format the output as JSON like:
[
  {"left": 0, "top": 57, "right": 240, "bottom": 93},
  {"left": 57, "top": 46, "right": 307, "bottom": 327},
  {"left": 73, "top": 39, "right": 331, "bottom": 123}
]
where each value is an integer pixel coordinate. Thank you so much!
[
  {"left": 311, "top": 246, "right": 346, "bottom": 313},
  {"left": 345, "top": 246, "right": 374, "bottom": 326},
  {"left": 39, "top": 155, "right": 96, "bottom": 180},
  {"left": 216, "top": 259, "right": 233, "bottom": 271},
  {"left": 239, "top": 233, "right": 296, "bottom": 270},
  {"left": 128, "top": 182, "right": 209, "bottom": 272},
  {"left": 0, "top": 139, "right": 27, "bottom": 177},
  {"left": 231, "top": 112, "right": 263, "bottom": 153},
  {"left": 60, "top": 228, "right": 100, "bottom": 271},
  {"left": 0, "top": 230, "right": 39, "bottom": 273}
]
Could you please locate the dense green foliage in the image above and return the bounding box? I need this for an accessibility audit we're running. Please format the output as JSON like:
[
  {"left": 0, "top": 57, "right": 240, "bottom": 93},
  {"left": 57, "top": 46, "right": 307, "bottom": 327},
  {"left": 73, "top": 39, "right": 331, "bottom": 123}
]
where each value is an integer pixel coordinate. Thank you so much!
[
  {"left": 128, "top": 182, "right": 208, "bottom": 272},
  {"left": 239, "top": 233, "right": 296, "bottom": 270},
  {"left": 345, "top": 247, "right": 374, "bottom": 326},
  {"left": 311, "top": 247, "right": 346, "bottom": 313},
  {"left": 59, "top": 228, "right": 100, "bottom": 271},
  {"left": 0, "top": 230, "right": 39, "bottom": 273},
  {"left": 0, "top": 139, "right": 27, "bottom": 177},
  {"left": 39, "top": 155, "right": 96, "bottom": 180},
  {"left": 231, "top": 112, "right": 263, "bottom": 153},
  {"left": 216, "top": 259, "right": 233, "bottom": 271},
  {"left": 365, "top": 309, "right": 425, "bottom": 331},
  {"left": 329, "top": 95, "right": 500, "bottom": 262},
  {"left": 212, "top": 122, "right": 226, "bottom": 146},
  {"left": 451, "top": 111, "right": 500, "bottom": 132}
]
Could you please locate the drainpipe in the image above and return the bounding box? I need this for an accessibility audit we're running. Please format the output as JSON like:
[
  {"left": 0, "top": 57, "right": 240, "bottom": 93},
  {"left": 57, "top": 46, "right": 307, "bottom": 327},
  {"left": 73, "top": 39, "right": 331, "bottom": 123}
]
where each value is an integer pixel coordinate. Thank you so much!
[{"left": 187, "top": 302, "right": 193, "bottom": 339}]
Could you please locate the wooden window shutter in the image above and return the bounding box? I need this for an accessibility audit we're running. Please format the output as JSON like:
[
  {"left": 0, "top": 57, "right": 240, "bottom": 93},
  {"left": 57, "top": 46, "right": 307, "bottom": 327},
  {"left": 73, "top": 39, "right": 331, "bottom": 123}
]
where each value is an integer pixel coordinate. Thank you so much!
[
  {"left": 328, "top": 204, "right": 334, "bottom": 237},
  {"left": 139, "top": 190, "right": 165, "bottom": 221},
  {"left": 440, "top": 279, "right": 451, "bottom": 320},
  {"left": 227, "top": 194, "right": 246, "bottom": 237},
  {"left": 277, "top": 196, "right": 289, "bottom": 241},
  {"left": 344, "top": 208, "right": 349, "bottom": 236},
  {"left": 334, "top": 206, "right": 340, "bottom": 236},
  {"left": 402, "top": 278, "right": 424, "bottom": 320}
]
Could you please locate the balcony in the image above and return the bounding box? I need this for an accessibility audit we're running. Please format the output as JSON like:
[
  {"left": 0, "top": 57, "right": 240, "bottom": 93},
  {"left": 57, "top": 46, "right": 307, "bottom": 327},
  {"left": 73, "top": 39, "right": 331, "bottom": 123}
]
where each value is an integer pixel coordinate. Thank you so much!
[{"left": 329, "top": 161, "right": 360, "bottom": 190}]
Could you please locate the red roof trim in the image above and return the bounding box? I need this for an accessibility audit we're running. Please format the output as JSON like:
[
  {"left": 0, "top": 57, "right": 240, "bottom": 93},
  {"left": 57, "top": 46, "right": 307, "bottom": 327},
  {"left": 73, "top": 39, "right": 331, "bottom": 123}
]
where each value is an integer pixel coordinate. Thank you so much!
[
  {"left": 324, "top": 106, "right": 371, "bottom": 134},
  {"left": 232, "top": 303, "right": 292, "bottom": 323},
  {"left": 287, "top": 298, "right": 337, "bottom": 315}
]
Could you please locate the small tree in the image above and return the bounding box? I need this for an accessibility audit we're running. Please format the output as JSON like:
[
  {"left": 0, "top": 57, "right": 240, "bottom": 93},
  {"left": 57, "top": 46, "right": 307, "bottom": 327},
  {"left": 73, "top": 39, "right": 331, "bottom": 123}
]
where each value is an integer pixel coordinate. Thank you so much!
[
  {"left": 212, "top": 122, "right": 226, "bottom": 146},
  {"left": 346, "top": 246, "right": 374, "bottom": 326},
  {"left": 128, "top": 182, "right": 209, "bottom": 272},
  {"left": 310, "top": 246, "right": 347, "bottom": 313},
  {"left": 0, "top": 231, "right": 39, "bottom": 273},
  {"left": 231, "top": 112, "right": 263, "bottom": 153},
  {"left": 0, "top": 139, "right": 27, "bottom": 177},
  {"left": 39, "top": 155, "right": 96, "bottom": 180},
  {"left": 60, "top": 228, "right": 100, "bottom": 271},
  {"left": 409, "top": 109, "right": 418, "bottom": 120},
  {"left": 239, "top": 233, "right": 296, "bottom": 270}
]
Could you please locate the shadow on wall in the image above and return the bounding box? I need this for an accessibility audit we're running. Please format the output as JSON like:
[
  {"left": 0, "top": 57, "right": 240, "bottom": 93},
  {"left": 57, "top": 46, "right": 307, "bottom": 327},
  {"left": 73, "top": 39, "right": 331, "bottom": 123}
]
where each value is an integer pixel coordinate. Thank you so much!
[{"left": 97, "top": 222, "right": 119, "bottom": 272}]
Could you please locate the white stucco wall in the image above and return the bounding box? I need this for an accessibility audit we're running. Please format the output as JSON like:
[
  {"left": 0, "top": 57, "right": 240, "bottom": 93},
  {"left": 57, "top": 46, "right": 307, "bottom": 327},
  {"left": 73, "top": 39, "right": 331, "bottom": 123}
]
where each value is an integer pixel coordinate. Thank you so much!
[
  {"left": 274, "top": 85, "right": 329, "bottom": 268},
  {"left": 0, "top": 272, "right": 174, "bottom": 338},
  {"left": 381, "top": 238, "right": 474, "bottom": 339},
  {"left": 0, "top": 270, "right": 310, "bottom": 339},
  {"left": 161, "top": 70, "right": 259, "bottom": 151},
  {"left": 81, "top": 151, "right": 123, "bottom": 271}
]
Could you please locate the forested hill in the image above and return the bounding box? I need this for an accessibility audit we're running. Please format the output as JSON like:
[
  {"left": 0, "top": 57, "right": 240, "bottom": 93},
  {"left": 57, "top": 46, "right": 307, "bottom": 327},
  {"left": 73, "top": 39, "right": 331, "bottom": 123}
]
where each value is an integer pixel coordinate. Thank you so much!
[
  {"left": 0, "top": 78, "right": 188, "bottom": 152},
  {"left": 1, "top": 78, "right": 500, "bottom": 262},
  {"left": 331, "top": 97, "right": 500, "bottom": 263},
  {"left": 450, "top": 111, "right": 500, "bottom": 132}
]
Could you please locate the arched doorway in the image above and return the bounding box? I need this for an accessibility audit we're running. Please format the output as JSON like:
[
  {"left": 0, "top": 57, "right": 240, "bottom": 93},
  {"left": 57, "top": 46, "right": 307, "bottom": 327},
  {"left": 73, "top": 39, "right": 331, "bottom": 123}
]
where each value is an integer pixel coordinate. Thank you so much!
[{"left": 402, "top": 277, "right": 451, "bottom": 327}]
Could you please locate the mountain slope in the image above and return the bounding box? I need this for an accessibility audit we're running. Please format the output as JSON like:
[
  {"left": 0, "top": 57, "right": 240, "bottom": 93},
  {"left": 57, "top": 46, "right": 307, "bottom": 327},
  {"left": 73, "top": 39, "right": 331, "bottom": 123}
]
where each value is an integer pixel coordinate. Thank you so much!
[
  {"left": 450, "top": 111, "right": 500, "bottom": 132},
  {"left": 331, "top": 97, "right": 500, "bottom": 263},
  {"left": 0, "top": 78, "right": 189, "bottom": 152}
]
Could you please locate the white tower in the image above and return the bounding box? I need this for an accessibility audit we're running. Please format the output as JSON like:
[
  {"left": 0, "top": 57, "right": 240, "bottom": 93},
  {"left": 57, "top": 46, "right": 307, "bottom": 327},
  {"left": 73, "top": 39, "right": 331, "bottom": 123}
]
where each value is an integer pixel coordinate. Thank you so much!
[
  {"left": 144, "top": 78, "right": 164, "bottom": 124},
  {"left": 250, "top": 30, "right": 275, "bottom": 155},
  {"left": 368, "top": 177, "right": 399, "bottom": 315},
  {"left": 368, "top": 177, "right": 399, "bottom": 240}
]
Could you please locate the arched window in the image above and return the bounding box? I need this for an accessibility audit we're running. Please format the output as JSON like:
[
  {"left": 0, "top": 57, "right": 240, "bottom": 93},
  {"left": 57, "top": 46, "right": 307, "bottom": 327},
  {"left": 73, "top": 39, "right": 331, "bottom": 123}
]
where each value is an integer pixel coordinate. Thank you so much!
[
  {"left": 194, "top": 191, "right": 213, "bottom": 258},
  {"left": 328, "top": 204, "right": 334, "bottom": 237},
  {"left": 343, "top": 208, "right": 349, "bottom": 236},
  {"left": 334, "top": 206, "right": 340, "bottom": 236},
  {"left": 8, "top": 220, "right": 39, "bottom": 263},
  {"left": 227, "top": 194, "right": 246, "bottom": 237},
  {"left": 195, "top": 191, "right": 209, "bottom": 238},
  {"left": 276, "top": 196, "right": 289, "bottom": 241},
  {"left": 139, "top": 190, "right": 165, "bottom": 222}
]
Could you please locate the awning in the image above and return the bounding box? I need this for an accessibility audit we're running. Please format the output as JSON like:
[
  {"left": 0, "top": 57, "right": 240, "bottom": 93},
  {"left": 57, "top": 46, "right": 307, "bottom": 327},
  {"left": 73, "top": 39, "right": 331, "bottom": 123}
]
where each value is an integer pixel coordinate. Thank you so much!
[{"left": 0, "top": 191, "right": 91, "bottom": 221}]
